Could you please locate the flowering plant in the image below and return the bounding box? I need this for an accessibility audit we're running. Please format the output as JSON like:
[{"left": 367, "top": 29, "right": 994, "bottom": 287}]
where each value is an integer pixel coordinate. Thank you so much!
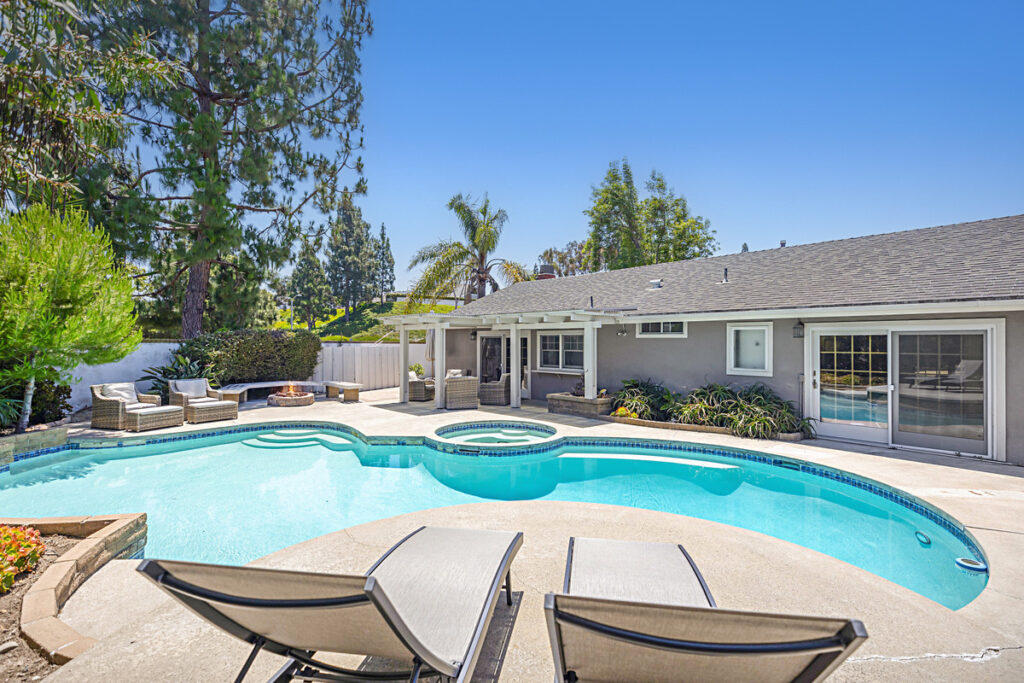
[
  {"left": 611, "top": 406, "right": 639, "bottom": 419},
  {"left": 1, "top": 526, "right": 45, "bottom": 593}
]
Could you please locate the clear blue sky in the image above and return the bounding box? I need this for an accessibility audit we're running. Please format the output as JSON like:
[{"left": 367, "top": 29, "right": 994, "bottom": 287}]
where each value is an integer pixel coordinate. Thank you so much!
[{"left": 353, "top": 1, "right": 1023, "bottom": 290}]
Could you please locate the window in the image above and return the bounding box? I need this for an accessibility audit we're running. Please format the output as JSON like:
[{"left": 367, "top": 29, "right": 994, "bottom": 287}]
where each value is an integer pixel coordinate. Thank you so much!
[
  {"left": 539, "top": 333, "right": 585, "bottom": 370},
  {"left": 540, "top": 335, "right": 561, "bottom": 368},
  {"left": 636, "top": 320, "right": 687, "bottom": 338},
  {"left": 727, "top": 323, "right": 773, "bottom": 377}
]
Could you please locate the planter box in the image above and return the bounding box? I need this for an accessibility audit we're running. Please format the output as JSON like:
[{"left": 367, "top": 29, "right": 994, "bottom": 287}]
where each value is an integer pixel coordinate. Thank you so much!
[
  {"left": 599, "top": 414, "right": 803, "bottom": 441},
  {"left": 546, "top": 392, "right": 614, "bottom": 418}
]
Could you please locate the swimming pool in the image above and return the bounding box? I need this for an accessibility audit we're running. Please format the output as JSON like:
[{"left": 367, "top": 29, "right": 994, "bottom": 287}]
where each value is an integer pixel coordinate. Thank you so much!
[{"left": 0, "top": 425, "right": 987, "bottom": 609}]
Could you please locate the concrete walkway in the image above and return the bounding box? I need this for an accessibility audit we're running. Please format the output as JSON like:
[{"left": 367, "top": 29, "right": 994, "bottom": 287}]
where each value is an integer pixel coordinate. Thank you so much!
[{"left": 49, "top": 389, "right": 1024, "bottom": 681}]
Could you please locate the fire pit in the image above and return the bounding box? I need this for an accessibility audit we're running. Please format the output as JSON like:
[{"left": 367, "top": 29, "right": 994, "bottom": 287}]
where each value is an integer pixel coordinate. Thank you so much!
[{"left": 267, "top": 386, "right": 315, "bottom": 407}]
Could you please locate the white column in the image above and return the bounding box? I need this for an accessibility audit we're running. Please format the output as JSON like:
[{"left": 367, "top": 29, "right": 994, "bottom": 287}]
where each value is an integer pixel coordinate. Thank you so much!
[
  {"left": 398, "top": 327, "right": 409, "bottom": 403},
  {"left": 584, "top": 323, "right": 597, "bottom": 399},
  {"left": 510, "top": 323, "right": 521, "bottom": 408},
  {"left": 434, "top": 324, "right": 446, "bottom": 409}
]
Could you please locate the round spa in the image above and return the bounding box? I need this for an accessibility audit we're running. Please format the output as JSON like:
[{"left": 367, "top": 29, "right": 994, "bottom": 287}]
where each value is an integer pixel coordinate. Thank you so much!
[{"left": 433, "top": 421, "right": 557, "bottom": 445}]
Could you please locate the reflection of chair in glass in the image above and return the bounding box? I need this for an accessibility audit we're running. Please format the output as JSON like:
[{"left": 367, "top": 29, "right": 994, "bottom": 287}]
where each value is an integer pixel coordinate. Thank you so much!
[{"left": 939, "top": 360, "right": 984, "bottom": 393}]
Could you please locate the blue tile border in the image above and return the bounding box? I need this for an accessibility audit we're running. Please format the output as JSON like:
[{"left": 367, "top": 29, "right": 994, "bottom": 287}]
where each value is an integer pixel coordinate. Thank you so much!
[{"left": 6, "top": 420, "right": 986, "bottom": 563}]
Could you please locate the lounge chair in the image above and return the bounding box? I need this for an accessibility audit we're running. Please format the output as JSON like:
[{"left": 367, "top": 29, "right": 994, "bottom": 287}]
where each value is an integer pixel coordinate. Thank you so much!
[
  {"left": 545, "top": 537, "right": 867, "bottom": 683},
  {"left": 137, "top": 526, "right": 523, "bottom": 682},
  {"left": 90, "top": 382, "right": 184, "bottom": 432},
  {"left": 478, "top": 373, "right": 510, "bottom": 406}
]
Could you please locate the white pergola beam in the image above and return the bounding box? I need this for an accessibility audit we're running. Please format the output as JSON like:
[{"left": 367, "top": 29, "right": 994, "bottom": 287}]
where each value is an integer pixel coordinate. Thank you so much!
[
  {"left": 399, "top": 327, "right": 409, "bottom": 403},
  {"left": 510, "top": 322, "right": 521, "bottom": 408},
  {"left": 433, "top": 324, "right": 446, "bottom": 409}
]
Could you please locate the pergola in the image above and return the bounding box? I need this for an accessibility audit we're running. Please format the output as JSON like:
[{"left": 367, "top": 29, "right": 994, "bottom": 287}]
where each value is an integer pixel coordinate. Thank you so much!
[{"left": 383, "top": 309, "right": 628, "bottom": 409}]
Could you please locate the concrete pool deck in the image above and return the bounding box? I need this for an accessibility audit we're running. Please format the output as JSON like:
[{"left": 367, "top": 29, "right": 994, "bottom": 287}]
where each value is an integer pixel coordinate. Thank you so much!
[{"left": 44, "top": 389, "right": 1024, "bottom": 680}]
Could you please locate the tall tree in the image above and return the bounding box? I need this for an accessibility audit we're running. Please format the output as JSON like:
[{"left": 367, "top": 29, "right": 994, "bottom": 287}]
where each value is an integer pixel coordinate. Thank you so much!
[
  {"left": 103, "top": 0, "right": 372, "bottom": 338},
  {"left": 0, "top": 0, "right": 174, "bottom": 208},
  {"left": 288, "top": 238, "right": 332, "bottom": 330},
  {"left": 0, "top": 206, "right": 140, "bottom": 433},
  {"left": 326, "top": 200, "right": 373, "bottom": 320},
  {"left": 584, "top": 159, "right": 716, "bottom": 271},
  {"left": 539, "top": 240, "right": 588, "bottom": 277},
  {"left": 409, "top": 193, "right": 528, "bottom": 304},
  {"left": 373, "top": 223, "right": 396, "bottom": 304}
]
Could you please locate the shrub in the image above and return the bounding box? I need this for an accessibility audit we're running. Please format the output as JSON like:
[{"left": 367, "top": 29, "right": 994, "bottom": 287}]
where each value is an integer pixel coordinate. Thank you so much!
[
  {"left": 0, "top": 372, "right": 71, "bottom": 429},
  {"left": 612, "top": 378, "right": 678, "bottom": 421},
  {"left": 668, "top": 382, "right": 815, "bottom": 439},
  {"left": 177, "top": 329, "right": 322, "bottom": 384},
  {"left": 0, "top": 526, "right": 45, "bottom": 594},
  {"left": 611, "top": 406, "right": 638, "bottom": 419},
  {"left": 139, "top": 353, "right": 219, "bottom": 402},
  {"left": 408, "top": 363, "right": 425, "bottom": 377}
]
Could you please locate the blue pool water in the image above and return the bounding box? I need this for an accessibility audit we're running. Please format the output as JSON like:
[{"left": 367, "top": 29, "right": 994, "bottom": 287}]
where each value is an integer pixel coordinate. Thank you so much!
[{"left": 0, "top": 428, "right": 986, "bottom": 609}]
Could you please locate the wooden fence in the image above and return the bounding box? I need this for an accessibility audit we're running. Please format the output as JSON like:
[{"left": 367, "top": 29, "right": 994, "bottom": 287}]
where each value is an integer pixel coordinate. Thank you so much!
[{"left": 311, "top": 342, "right": 428, "bottom": 391}]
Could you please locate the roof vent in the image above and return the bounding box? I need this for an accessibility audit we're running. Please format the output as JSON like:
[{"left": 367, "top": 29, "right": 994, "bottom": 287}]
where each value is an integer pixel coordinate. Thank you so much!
[
  {"left": 538, "top": 264, "right": 556, "bottom": 280},
  {"left": 779, "top": 240, "right": 787, "bottom": 248},
  {"left": 648, "top": 278, "right": 663, "bottom": 289},
  {"left": 721, "top": 267, "right": 729, "bottom": 284}
]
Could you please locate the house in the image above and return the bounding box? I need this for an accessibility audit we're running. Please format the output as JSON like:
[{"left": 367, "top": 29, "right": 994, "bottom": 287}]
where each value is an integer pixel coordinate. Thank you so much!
[{"left": 386, "top": 214, "right": 1024, "bottom": 464}]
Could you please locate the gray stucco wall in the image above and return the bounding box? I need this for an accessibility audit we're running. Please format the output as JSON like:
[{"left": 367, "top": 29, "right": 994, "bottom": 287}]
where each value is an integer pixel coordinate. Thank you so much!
[{"left": 444, "top": 329, "right": 477, "bottom": 376}]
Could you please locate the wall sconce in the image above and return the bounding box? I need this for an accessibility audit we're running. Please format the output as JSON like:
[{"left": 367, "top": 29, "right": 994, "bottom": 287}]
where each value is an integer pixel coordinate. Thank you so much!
[
  {"left": 616, "top": 325, "right": 628, "bottom": 337},
  {"left": 469, "top": 330, "right": 477, "bottom": 340},
  {"left": 792, "top": 321, "right": 804, "bottom": 339}
]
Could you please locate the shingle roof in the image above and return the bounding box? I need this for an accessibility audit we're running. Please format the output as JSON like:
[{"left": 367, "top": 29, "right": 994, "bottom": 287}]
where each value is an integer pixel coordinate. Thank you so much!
[{"left": 451, "top": 214, "right": 1024, "bottom": 317}]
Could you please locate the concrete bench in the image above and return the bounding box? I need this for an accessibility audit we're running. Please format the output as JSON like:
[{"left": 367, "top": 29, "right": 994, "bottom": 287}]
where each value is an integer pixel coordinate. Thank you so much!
[{"left": 322, "top": 381, "right": 363, "bottom": 402}]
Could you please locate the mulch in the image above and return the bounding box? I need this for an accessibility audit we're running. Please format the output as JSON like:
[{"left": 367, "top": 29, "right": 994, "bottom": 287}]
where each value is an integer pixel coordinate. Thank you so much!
[{"left": 0, "top": 535, "right": 77, "bottom": 682}]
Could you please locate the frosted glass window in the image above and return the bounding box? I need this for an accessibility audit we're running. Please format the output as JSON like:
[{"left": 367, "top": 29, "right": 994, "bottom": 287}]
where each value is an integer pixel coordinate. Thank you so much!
[{"left": 727, "top": 323, "right": 773, "bottom": 377}]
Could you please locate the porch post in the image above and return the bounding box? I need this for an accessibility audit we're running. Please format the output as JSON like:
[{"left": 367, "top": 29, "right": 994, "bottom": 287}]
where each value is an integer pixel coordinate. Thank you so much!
[
  {"left": 510, "top": 322, "right": 521, "bottom": 408},
  {"left": 584, "top": 323, "right": 597, "bottom": 399},
  {"left": 434, "top": 324, "right": 446, "bottom": 409},
  {"left": 398, "top": 327, "right": 409, "bottom": 403}
]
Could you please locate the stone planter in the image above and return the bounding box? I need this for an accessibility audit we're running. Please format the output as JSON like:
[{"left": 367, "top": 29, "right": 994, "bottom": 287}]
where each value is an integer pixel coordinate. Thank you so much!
[
  {"left": 600, "top": 414, "right": 804, "bottom": 440},
  {"left": 546, "top": 392, "right": 613, "bottom": 418}
]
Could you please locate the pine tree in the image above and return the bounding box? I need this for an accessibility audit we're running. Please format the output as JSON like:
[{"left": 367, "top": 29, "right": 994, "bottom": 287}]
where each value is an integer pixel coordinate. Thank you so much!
[
  {"left": 96, "top": 1, "right": 372, "bottom": 338},
  {"left": 288, "top": 239, "right": 333, "bottom": 331},
  {"left": 374, "top": 224, "right": 396, "bottom": 304},
  {"left": 326, "top": 200, "right": 372, "bottom": 320}
]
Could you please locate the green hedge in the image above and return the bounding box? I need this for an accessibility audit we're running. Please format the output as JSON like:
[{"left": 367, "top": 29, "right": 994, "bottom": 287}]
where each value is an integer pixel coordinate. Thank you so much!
[
  {"left": 177, "top": 330, "right": 322, "bottom": 385},
  {"left": 0, "top": 373, "right": 71, "bottom": 428}
]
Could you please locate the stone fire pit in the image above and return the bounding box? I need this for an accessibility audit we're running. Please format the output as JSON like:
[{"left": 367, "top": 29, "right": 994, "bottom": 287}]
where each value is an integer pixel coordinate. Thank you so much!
[{"left": 267, "top": 388, "right": 315, "bottom": 407}]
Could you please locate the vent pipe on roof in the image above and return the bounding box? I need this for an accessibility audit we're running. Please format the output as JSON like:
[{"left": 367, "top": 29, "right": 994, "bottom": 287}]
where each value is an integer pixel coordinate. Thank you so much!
[
  {"left": 722, "top": 267, "right": 729, "bottom": 283},
  {"left": 649, "top": 278, "right": 663, "bottom": 289},
  {"left": 780, "top": 240, "right": 787, "bottom": 248}
]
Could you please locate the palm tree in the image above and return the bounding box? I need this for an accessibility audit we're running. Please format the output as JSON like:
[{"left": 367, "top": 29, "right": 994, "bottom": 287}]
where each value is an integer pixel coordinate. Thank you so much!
[{"left": 409, "top": 193, "right": 528, "bottom": 304}]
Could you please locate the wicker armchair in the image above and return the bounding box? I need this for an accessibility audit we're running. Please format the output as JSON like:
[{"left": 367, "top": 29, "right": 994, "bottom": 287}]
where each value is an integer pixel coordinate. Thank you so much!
[
  {"left": 478, "top": 373, "right": 510, "bottom": 406},
  {"left": 169, "top": 378, "right": 228, "bottom": 408},
  {"left": 91, "top": 383, "right": 182, "bottom": 432},
  {"left": 409, "top": 377, "right": 435, "bottom": 402},
  {"left": 445, "top": 376, "right": 479, "bottom": 410}
]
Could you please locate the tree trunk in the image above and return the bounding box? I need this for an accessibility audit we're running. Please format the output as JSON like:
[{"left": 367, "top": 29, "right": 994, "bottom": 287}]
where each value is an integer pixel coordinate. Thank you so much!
[
  {"left": 15, "top": 371, "right": 36, "bottom": 435},
  {"left": 182, "top": 259, "right": 211, "bottom": 339}
]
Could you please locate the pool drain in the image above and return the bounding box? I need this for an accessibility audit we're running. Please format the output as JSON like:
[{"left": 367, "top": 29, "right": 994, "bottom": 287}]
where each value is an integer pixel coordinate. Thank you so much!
[
  {"left": 915, "top": 531, "right": 931, "bottom": 546},
  {"left": 955, "top": 557, "right": 988, "bottom": 572}
]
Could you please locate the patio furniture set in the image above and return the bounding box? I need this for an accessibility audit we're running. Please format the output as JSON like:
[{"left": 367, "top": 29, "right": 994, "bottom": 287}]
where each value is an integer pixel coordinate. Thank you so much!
[
  {"left": 409, "top": 370, "right": 511, "bottom": 409},
  {"left": 139, "top": 526, "right": 866, "bottom": 682},
  {"left": 89, "top": 378, "right": 363, "bottom": 432}
]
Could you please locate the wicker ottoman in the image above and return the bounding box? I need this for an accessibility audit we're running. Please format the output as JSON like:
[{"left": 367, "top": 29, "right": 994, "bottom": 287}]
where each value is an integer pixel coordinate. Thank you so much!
[
  {"left": 184, "top": 400, "right": 239, "bottom": 424},
  {"left": 126, "top": 406, "right": 184, "bottom": 432}
]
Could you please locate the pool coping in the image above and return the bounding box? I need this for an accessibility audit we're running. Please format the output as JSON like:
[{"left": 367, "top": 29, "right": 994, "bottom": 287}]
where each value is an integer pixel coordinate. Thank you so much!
[
  {"left": 3, "top": 513, "right": 147, "bottom": 664},
  {"left": 5, "top": 418, "right": 988, "bottom": 569}
]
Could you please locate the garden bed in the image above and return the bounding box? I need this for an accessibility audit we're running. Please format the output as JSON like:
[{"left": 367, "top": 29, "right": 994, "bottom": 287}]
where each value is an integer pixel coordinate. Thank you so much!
[
  {"left": 0, "top": 535, "right": 76, "bottom": 682},
  {"left": 598, "top": 414, "right": 804, "bottom": 440}
]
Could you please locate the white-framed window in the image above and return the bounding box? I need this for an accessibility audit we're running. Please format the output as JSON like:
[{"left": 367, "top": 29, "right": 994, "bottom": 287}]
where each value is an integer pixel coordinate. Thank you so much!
[
  {"left": 727, "top": 322, "right": 773, "bottom": 377},
  {"left": 539, "top": 333, "right": 585, "bottom": 370},
  {"left": 636, "top": 320, "right": 687, "bottom": 338}
]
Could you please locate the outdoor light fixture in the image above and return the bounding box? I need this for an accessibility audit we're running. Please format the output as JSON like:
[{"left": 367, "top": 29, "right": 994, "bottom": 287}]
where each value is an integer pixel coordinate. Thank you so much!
[
  {"left": 617, "top": 325, "right": 629, "bottom": 337},
  {"left": 793, "top": 321, "right": 804, "bottom": 338},
  {"left": 469, "top": 330, "right": 477, "bottom": 340}
]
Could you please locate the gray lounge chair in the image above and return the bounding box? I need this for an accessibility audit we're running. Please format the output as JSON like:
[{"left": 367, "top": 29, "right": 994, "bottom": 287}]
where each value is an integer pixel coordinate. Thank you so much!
[
  {"left": 138, "top": 526, "right": 523, "bottom": 682},
  {"left": 545, "top": 537, "right": 867, "bottom": 683}
]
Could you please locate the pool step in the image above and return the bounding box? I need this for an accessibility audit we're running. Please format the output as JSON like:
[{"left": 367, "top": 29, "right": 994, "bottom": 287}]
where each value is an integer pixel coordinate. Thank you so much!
[{"left": 242, "top": 430, "right": 359, "bottom": 451}]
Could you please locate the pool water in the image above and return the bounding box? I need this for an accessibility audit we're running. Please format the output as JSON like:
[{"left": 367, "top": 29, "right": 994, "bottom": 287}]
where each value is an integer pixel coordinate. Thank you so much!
[{"left": 0, "top": 428, "right": 986, "bottom": 609}]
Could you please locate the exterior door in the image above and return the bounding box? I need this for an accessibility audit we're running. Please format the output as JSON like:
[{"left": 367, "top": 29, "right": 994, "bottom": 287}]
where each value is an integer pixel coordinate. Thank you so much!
[
  {"left": 893, "top": 332, "right": 988, "bottom": 456},
  {"left": 480, "top": 336, "right": 503, "bottom": 382},
  {"left": 812, "top": 331, "right": 890, "bottom": 443}
]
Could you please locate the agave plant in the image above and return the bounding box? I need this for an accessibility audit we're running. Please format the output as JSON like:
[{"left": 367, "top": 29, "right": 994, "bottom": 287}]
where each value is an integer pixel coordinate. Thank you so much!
[
  {"left": 612, "top": 379, "right": 673, "bottom": 421},
  {"left": 668, "top": 381, "right": 815, "bottom": 439},
  {"left": 139, "top": 354, "right": 218, "bottom": 402}
]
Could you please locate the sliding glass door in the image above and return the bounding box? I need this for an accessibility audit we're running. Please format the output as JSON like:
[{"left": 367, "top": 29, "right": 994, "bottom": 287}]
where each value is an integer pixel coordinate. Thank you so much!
[
  {"left": 813, "top": 332, "right": 890, "bottom": 443},
  {"left": 893, "top": 332, "right": 987, "bottom": 455}
]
